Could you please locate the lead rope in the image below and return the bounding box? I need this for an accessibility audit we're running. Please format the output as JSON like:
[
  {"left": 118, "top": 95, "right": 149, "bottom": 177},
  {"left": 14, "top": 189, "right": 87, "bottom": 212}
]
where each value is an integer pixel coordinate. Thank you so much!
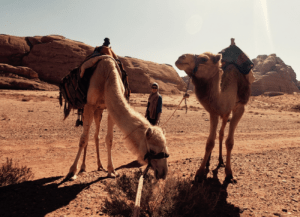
[{"left": 160, "top": 55, "right": 197, "bottom": 127}]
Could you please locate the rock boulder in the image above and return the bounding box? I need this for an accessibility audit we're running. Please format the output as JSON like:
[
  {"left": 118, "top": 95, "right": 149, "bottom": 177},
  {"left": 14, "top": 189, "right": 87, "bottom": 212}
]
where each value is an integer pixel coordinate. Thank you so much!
[
  {"left": 0, "top": 35, "right": 30, "bottom": 66},
  {"left": 120, "top": 56, "right": 186, "bottom": 94},
  {"left": 0, "top": 63, "right": 38, "bottom": 79},
  {"left": 251, "top": 54, "right": 299, "bottom": 96}
]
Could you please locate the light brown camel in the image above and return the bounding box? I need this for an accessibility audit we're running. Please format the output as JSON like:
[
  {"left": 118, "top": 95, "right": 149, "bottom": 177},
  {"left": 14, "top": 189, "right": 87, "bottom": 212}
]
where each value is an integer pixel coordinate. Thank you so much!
[
  {"left": 175, "top": 52, "right": 253, "bottom": 182},
  {"left": 66, "top": 55, "right": 169, "bottom": 180}
]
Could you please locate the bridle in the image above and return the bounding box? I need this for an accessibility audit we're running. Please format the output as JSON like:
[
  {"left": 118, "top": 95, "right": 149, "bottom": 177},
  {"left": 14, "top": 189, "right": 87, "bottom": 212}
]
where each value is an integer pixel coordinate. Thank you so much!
[
  {"left": 191, "top": 54, "right": 199, "bottom": 79},
  {"left": 124, "top": 126, "right": 169, "bottom": 169},
  {"left": 185, "top": 54, "right": 199, "bottom": 96}
]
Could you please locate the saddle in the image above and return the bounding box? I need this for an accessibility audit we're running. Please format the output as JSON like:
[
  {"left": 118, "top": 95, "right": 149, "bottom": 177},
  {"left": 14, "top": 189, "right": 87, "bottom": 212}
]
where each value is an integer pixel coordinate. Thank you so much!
[
  {"left": 59, "top": 54, "right": 130, "bottom": 126},
  {"left": 219, "top": 42, "right": 254, "bottom": 75}
]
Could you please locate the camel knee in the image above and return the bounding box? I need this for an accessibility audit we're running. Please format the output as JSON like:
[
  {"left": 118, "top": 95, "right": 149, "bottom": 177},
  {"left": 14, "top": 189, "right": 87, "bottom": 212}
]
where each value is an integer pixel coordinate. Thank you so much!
[
  {"left": 225, "top": 139, "right": 234, "bottom": 151},
  {"left": 205, "top": 141, "right": 215, "bottom": 153},
  {"left": 79, "top": 134, "right": 88, "bottom": 148},
  {"left": 94, "top": 134, "right": 99, "bottom": 144},
  {"left": 105, "top": 135, "right": 113, "bottom": 147},
  {"left": 219, "top": 130, "right": 224, "bottom": 138}
]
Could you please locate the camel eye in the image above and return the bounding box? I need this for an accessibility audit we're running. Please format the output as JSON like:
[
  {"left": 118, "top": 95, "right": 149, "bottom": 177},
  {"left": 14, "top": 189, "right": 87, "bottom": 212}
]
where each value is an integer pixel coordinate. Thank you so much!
[{"left": 200, "top": 57, "right": 208, "bottom": 63}]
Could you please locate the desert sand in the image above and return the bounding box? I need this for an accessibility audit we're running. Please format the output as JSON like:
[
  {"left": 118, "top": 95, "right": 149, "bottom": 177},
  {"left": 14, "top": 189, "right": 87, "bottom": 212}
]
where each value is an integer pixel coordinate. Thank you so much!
[{"left": 0, "top": 90, "right": 300, "bottom": 216}]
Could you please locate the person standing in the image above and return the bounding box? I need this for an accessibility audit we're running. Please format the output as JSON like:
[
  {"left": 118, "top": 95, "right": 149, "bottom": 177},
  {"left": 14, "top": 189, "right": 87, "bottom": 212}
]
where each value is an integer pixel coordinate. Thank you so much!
[{"left": 145, "top": 82, "right": 162, "bottom": 125}]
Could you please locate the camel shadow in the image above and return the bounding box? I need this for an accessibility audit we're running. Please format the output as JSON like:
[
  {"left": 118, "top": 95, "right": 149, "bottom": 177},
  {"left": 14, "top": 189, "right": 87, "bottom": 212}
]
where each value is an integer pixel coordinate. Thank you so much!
[
  {"left": 115, "top": 160, "right": 143, "bottom": 171},
  {"left": 0, "top": 175, "right": 109, "bottom": 217},
  {"left": 198, "top": 167, "right": 241, "bottom": 217}
]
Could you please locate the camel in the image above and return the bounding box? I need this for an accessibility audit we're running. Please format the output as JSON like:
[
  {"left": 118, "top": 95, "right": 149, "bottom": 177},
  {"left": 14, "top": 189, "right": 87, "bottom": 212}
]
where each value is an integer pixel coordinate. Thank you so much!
[
  {"left": 66, "top": 55, "right": 169, "bottom": 180},
  {"left": 175, "top": 51, "right": 253, "bottom": 182}
]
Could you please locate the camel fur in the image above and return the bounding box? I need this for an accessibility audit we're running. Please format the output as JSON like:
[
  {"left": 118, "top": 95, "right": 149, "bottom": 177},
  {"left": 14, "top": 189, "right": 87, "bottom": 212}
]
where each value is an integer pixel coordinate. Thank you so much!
[
  {"left": 66, "top": 56, "right": 168, "bottom": 180},
  {"left": 175, "top": 52, "right": 254, "bottom": 182}
]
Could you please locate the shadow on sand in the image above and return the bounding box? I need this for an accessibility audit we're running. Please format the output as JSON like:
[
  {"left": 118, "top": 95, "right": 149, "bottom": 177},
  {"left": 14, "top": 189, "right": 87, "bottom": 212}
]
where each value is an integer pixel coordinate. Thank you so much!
[
  {"left": 200, "top": 167, "right": 241, "bottom": 217},
  {"left": 0, "top": 175, "right": 108, "bottom": 217},
  {"left": 115, "top": 160, "right": 143, "bottom": 171}
]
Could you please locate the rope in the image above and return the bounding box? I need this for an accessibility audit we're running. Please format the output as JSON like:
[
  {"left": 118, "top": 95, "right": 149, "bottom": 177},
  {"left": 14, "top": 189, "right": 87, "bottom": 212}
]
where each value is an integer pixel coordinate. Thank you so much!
[
  {"left": 160, "top": 76, "right": 191, "bottom": 127},
  {"left": 160, "top": 97, "right": 185, "bottom": 127}
]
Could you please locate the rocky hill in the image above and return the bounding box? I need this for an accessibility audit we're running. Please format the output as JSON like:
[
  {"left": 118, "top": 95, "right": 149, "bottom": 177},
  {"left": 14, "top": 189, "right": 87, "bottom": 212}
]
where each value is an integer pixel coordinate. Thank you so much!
[
  {"left": 251, "top": 54, "right": 299, "bottom": 95},
  {"left": 0, "top": 34, "right": 185, "bottom": 94}
]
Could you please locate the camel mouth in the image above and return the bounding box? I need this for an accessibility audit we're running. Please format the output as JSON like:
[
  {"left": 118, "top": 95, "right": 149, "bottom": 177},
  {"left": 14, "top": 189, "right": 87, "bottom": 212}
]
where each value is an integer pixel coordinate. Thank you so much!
[
  {"left": 175, "top": 61, "right": 186, "bottom": 70},
  {"left": 155, "top": 169, "right": 166, "bottom": 180}
]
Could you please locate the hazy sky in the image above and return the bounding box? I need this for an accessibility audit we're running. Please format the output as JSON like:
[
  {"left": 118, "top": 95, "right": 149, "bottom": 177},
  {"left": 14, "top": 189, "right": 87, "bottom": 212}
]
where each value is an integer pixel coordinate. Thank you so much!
[{"left": 1, "top": 0, "right": 299, "bottom": 78}]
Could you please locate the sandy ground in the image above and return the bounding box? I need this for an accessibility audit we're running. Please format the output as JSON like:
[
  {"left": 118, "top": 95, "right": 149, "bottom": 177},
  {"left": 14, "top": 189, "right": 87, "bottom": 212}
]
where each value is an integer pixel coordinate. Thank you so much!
[{"left": 0, "top": 90, "right": 300, "bottom": 216}]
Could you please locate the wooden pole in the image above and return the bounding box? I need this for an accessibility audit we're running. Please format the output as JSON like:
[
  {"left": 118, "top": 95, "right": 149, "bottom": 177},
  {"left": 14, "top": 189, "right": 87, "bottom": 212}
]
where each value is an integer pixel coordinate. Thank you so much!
[
  {"left": 132, "top": 165, "right": 150, "bottom": 217},
  {"left": 132, "top": 175, "right": 144, "bottom": 217}
]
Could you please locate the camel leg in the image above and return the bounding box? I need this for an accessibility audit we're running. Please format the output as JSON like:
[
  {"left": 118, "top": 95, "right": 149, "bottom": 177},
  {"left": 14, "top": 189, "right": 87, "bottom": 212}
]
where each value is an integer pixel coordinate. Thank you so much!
[
  {"left": 94, "top": 108, "right": 105, "bottom": 171},
  {"left": 218, "top": 113, "right": 230, "bottom": 168},
  {"left": 224, "top": 105, "right": 244, "bottom": 182},
  {"left": 79, "top": 146, "right": 88, "bottom": 173},
  {"left": 106, "top": 114, "right": 118, "bottom": 178},
  {"left": 66, "top": 105, "right": 94, "bottom": 180},
  {"left": 195, "top": 114, "right": 219, "bottom": 182}
]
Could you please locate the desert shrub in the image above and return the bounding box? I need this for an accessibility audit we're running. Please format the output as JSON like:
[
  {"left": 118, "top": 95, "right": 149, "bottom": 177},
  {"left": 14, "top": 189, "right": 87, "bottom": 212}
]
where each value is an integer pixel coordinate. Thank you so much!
[
  {"left": 0, "top": 158, "right": 34, "bottom": 187},
  {"left": 102, "top": 170, "right": 219, "bottom": 217}
]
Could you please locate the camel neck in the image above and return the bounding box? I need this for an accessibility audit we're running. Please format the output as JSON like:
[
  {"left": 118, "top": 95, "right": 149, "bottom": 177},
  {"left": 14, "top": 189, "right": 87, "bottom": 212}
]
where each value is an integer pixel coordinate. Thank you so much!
[{"left": 104, "top": 67, "right": 150, "bottom": 155}]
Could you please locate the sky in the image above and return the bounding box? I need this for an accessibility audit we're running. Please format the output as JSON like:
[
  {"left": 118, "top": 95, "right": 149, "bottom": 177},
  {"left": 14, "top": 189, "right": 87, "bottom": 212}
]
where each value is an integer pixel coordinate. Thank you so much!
[{"left": 1, "top": 0, "right": 300, "bottom": 78}]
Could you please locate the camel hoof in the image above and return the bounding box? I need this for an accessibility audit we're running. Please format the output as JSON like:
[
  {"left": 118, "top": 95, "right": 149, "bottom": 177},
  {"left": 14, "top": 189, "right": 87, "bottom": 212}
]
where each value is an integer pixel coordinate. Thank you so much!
[
  {"left": 79, "top": 169, "right": 86, "bottom": 174},
  {"left": 107, "top": 171, "right": 119, "bottom": 178},
  {"left": 65, "top": 172, "right": 77, "bottom": 181},
  {"left": 98, "top": 166, "right": 105, "bottom": 172},
  {"left": 70, "top": 174, "right": 78, "bottom": 181},
  {"left": 224, "top": 174, "right": 237, "bottom": 184}
]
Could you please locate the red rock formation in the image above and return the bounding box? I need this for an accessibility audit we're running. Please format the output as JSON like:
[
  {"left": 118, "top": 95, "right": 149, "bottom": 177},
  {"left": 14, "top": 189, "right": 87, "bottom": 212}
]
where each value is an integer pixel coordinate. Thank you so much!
[
  {"left": 0, "top": 34, "right": 188, "bottom": 93},
  {"left": 251, "top": 54, "right": 299, "bottom": 96},
  {"left": 23, "top": 36, "right": 93, "bottom": 84},
  {"left": 120, "top": 56, "right": 186, "bottom": 94},
  {"left": 0, "top": 63, "right": 38, "bottom": 79},
  {"left": 0, "top": 35, "right": 30, "bottom": 66}
]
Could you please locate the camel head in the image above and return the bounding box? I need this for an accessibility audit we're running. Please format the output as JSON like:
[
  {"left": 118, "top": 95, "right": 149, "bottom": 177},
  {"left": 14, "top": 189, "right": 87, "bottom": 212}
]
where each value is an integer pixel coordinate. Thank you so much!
[
  {"left": 175, "top": 52, "right": 222, "bottom": 79},
  {"left": 143, "top": 127, "right": 169, "bottom": 179}
]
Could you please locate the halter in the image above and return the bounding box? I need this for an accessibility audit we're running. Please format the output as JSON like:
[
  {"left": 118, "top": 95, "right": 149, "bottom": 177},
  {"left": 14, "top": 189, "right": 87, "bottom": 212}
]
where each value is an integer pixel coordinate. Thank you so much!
[
  {"left": 143, "top": 132, "right": 169, "bottom": 168},
  {"left": 191, "top": 54, "right": 199, "bottom": 78},
  {"left": 186, "top": 54, "right": 199, "bottom": 91}
]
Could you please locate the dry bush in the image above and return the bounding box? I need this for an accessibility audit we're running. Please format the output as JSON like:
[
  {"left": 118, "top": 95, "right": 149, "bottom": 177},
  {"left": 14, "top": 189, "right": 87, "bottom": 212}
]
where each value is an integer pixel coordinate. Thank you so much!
[
  {"left": 102, "top": 170, "right": 219, "bottom": 217},
  {"left": 0, "top": 158, "right": 34, "bottom": 187}
]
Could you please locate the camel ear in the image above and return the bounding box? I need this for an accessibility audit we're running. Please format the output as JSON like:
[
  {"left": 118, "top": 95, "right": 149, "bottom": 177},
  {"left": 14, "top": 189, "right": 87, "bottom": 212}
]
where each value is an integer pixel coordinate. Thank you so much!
[
  {"left": 162, "top": 128, "right": 166, "bottom": 135},
  {"left": 146, "top": 128, "right": 153, "bottom": 140},
  {"left": 213, "top": 54, "right": 222, "bottom": 64}
]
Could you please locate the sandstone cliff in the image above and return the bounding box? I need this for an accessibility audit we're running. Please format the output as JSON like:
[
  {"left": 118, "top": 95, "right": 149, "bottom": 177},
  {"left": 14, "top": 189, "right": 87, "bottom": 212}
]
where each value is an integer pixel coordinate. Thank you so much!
[
  {"left": 0, "top": 34, "right": 185, "bottom": 94},
  {"left": 251, "top": 54, "right": 299, "bottom": 96}
]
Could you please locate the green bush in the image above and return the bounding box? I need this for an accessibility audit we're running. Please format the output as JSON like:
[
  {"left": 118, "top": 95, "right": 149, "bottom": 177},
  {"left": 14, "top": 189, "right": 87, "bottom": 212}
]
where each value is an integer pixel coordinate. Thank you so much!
[{"left": 0, "top": 158, "right": 34, "bottom": 187}]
